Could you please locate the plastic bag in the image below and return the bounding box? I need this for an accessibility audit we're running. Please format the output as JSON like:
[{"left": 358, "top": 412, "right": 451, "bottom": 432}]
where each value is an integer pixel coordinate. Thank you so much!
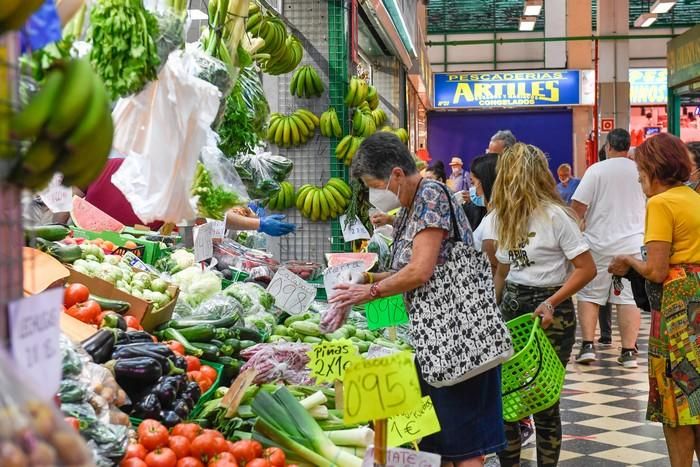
[
  {"left": 239, "top": 343, "right": 314, "bottom": 385},
  {"left": 111, "top": 49, "right": 222, "bottom": 223},
  {"left": 182, "top": 42, "right": 233, "bottom": 124},
  {"left": 0, "top": 348, "right": 93, "bottom": 466},
  {"left": 184, "top": 294, "right": 245, "bottom": 320},
  {"left": 170, "top": 266, "right": 223, "bottom": 308},
  {"left": 319, "top": 305, "right": 352, "bottom": 333},
  {"left": 233, "top": 149, "right": 294, "bottom": 200},
  {"left": 366, "top": 232, "right": 391, "bottom": 272},
  {"left": 223, "top": 282, "right": 275, "bottom": 311},
  {"left": 153, "top": 10, "right": 187, "bottom": 71},
  {"left": 214, "top": 239, "right": 279, "bottom": 282}
]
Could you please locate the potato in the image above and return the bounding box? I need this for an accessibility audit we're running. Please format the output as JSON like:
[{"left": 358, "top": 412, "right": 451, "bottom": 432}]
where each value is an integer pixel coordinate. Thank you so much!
[
  {"left": 51, "top": 431, "right": 91, "bottom": 465},
  {"left": 28, "top": 407, "right": 54, "bottom": 440}
]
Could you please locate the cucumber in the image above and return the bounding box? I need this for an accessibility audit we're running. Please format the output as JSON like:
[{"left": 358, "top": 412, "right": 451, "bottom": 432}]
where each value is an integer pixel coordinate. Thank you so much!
[
  {"left": 230, "top": 326, "right": 263, "bottom": 342},
  {"left": 224, "top": 338, "right": 241, "bottom": 353},
  {"left": 164, "top": 315, "right": 239, "bottom": 329},
  {"left": 177, "top": 324, "right": 215, "bottom": 342},
  {"left": 36, "top": 238, "right": 82, "bottom": 263},
  {"left": 90, "top": 294, "right": 130, "bottom": 314},
  {"left": 161, "top": 328, "right": 203, "bottom": 357},
  {"left": 284, "top": 312, "right": 312, "bottom": 327},
  {"left": 190, "top": 342, "right": 220, "bottom": 360},
  {"left": 239, "top": 340, "right": 257, "bottom": 350},
  {"left": 25, "top": 224, "right": 70, "bottom": 242},
  {"left": 302, "top": 336, "right": 323, "bottom": 344},
  {"left": 290, "top": 321, "right": 321, "bottom": 337}
]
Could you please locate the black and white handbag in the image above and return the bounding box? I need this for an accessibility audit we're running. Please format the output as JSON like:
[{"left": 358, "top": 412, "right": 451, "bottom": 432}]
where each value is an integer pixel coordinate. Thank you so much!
[{"left": 403, "top": 185, "right": 513, "bottom": 388}]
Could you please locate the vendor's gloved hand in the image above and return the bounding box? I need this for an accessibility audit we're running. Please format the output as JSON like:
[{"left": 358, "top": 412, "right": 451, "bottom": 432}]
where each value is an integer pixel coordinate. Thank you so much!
[
  {"left": 258, "top": 214, "right": 296, "bottom": 236},
  {"left": 248, "top": 201, "right": 266, "bottom": 217}
]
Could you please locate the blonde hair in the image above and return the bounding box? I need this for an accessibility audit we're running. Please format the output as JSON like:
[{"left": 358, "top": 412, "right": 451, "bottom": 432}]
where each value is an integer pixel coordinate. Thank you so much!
[{"left": 491, "top": 143, "right": 567, "bottom": 250}]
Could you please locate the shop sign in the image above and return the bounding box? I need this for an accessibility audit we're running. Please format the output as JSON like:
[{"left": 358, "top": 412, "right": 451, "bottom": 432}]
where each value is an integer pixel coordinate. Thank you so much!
[
  {"left": 629, "top": 68, "right": 668, "bottom": 105},
  {"left": 668, "top": 24, "right": 700, "bottom": 88},
  {"left": 433, "top": 70, "right": 582, "bottom": 109}
]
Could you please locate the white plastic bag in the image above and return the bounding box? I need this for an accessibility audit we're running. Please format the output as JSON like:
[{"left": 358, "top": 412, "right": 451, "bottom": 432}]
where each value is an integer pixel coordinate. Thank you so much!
[{"left": 111, "top": 50, "right": 222, "bottom": 223}]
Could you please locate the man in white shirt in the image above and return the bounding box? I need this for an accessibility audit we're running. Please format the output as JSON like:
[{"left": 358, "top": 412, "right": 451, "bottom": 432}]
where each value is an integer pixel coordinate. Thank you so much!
[{"left": 571, "top": 129, "right": 645, "bottom": 368}]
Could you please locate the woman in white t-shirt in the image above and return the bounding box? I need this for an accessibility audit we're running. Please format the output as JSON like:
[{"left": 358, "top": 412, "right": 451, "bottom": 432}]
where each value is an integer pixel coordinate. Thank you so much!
[
  {"left": 469, "top": 153, "right": 499, "bottom": 273},
  {"left": 492, "top": 143, "right": 596, "bottom": 467}
]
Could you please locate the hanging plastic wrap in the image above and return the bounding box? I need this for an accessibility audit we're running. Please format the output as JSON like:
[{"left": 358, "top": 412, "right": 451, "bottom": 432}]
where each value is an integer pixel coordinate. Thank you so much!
[
  {"left": 239, "top": 343, "right": 314, "bottom": 385},
  {"left": 111, "top": 50, "right": 222, "bottom": 224},
  {"left": 233, "top": 149, "right": 294, "bottom": 200}
]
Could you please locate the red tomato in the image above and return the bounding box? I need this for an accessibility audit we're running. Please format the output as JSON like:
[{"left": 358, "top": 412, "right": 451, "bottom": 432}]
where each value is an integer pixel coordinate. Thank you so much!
[
  {"left": 250, "top": 441, "right": 263, "bottom": 459},
  {"left": 138, "top": 419, "right": 169, "bottom": 451},
  {"left": 225, "top": 441, "right": 236, "bottom": 454},
  {"left": 125, "top": 315, "right": 143, "bottom": 330},
  {"left": 246, "top": 459, "right": 271, "bottom": 467},
  {"left": 190, "top": 434, "right": 220, "bottom": 463},
  {"left": 169, "top": 435, "right": 191, "bottom": 459},
  {"left": 197, "top": 377, "right": 213, "bottom": 393},
  {"left": 185, "top": 356, "right": 201, "bottom": 372},
  {"left": 121, "top": 458, "right": 148, "bottom": 467},
  {"left": 228, "top": 440, "right": 256, "bottom": 463},
  {"left": 64, "top": 283, "right": 90, "bottom": 307},
  {"left": 187, "top": 371, "right": 202, "bottom": 382},
  {"left": 171, "top": 423, "right": 202, "bottom": 442},
  {"left": 208, "top": 452, "right": 238, "bottom": 467},
  {"left": 166, "top": 340, "right": 186, "bottom": 356},
  {"left": 65, "top": 300, "right": 102, "bottom": 324},
  {"left": 125, "top": 443, "right": 148, "bottom": 460},
  {"left": 145, "top": 447, "right": 177, "bottom": 467},
  {"left": 263, "top": 448, "right": 285, "bottom": 467},
  {"left": 211, "top": 436, "right": 228, "bottom": 455},
  {"left": 199, "top": 365, "right": 217, "bottom": 382},
  {"left": 201, "top": 429, "right": 224, "bottom": 440},
  {"left": 64, "top": 416, "right": 80, "bottom": 431},
  {"left": 176, "top": 457, "right": 205, "bottom": 467}
]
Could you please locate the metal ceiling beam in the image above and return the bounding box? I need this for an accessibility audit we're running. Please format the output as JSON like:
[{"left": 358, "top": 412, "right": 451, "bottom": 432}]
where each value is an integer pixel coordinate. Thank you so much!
[{"left": 426, "top": 33, "right": 678, "bottom": 47}]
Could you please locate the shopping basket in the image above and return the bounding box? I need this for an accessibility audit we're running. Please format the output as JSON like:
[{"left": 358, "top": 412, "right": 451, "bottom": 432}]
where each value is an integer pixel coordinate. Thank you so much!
[{"left": 501, "top": 315, "right": 566, "bottom": 422}]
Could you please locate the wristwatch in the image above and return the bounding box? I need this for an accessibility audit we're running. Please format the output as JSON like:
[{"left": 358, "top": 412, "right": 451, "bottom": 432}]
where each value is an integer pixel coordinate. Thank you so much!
[{"left": 369, "top": 283, "right": 381, "bottom": 298}]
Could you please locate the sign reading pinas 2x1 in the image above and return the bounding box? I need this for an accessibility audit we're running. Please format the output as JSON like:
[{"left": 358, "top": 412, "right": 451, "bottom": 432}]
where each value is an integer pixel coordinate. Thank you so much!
[{"left": 433, "top": 70, "right": 582, "bottom": 109}]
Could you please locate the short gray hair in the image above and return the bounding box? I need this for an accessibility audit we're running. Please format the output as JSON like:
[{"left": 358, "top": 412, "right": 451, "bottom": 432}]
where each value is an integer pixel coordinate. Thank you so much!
[
  {"left": 351, "top": 132, "right": 418, "bottom": 180},
  {"left": 491, "top": 130, "right": 517, "bottom": 148}
]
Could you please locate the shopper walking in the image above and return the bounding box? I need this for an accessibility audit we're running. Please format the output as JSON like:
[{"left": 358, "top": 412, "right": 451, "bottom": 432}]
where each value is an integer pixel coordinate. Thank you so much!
[
  {"left": 488, "top": 130, "right": 517, "bottom": 154},
  {"left": 607, "top": 133, "right": 700, "bottom": 467},
  {"left": 469, "top": 153, "right": 499, "bottom": 272},
  {"left": 556, "top": 163, "right": 580, "bottom": 205},
  {"left": 492, "top": 143, "right": 595, "bottom": 467},
  {"left": 571, "top": 129, "right": 646, "bottom": 368},
  {"left": 331, "top": 132, "right": 507, "bottom": 467}
]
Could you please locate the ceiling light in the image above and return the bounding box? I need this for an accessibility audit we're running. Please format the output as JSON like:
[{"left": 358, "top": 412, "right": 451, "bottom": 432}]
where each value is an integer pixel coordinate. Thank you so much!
[
  {"left": 519, "top": 16, "right": 537, "bottom": 31},
  {"left": 650, "top": 0, "right": 676, "bottom": 14},
  {"left": 523, "top": 0, "right": 543, "bottom": 17},
  {"left": 634, "top": 13, "right": 657, "bottom": 28},
  {"left": 188, "top": 9, "right": 208, "bottom": 21}
]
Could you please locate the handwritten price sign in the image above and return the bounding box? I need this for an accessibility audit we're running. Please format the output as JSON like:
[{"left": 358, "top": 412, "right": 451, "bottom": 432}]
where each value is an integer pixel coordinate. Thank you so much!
[
  {"left": 362, "top": 446, "right": 441, "bottom": 467},
  {"left": 193, "top": 222, "right": 213, "bottom": 262},
  {"left": 343, "top": 351, "right": 421, "bottom": 425},
  {"left": 388, "top": 396, "right": 441, "bottom": 447},
  {"left": 365, "top": 294, "right": 409, "bottom": 330},
  {"left": 323, "top": 260, "right": 366, "bottom": 300},
  {"left": 307, "top": 339, "right": 361, "bottom": 384},
  {"left": 8, "top": 288, "right": 63, "bottom": 401},
  {"left": 267, "top": 268, "right": 316, "bottom": 315},
  {"left": 39, "top": 174, "right": 72, "bottom": 213},
  {"left": 339, "top": 215, "right": 370, "bottom": 242},
  {"left": 207, "top": 219, "right": 227, "bottom": 239}
]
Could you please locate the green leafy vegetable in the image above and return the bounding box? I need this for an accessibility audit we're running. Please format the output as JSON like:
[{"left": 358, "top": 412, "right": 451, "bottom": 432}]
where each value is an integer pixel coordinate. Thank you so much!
[
  {"left": 192, "top": 161, "right": 244, "bottom": 220},
  {"left": 87, "top": 0, "right": 161, "bottom": 100}
]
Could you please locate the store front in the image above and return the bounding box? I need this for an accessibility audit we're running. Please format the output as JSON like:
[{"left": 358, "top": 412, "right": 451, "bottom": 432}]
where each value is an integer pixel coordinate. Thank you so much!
[
  {"left": 427, "top": 70, "right": 592, "bottom": 173},
  {"left": 667, "top": 24, "right": 700, "bottom": 142}
]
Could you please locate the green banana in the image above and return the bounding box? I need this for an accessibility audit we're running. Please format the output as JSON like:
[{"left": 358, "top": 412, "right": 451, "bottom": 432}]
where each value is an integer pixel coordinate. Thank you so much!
[
  {"left": 10, "top": 69, "right": 64, "bottom": 139},
  {"left": 22, "top": 139, "right": 60, "bottom": 173},
  {"left": 65, "top": 72, "right": 110, "bottom": 150},
  {"left": 45, "top": 59, "right": 95, "bottom": 138}
]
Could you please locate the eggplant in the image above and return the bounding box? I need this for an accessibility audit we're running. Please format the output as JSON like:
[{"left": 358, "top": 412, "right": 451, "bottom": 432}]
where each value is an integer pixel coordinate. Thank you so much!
[
  {"left": 109, "top": 357, "right": 163, "bottom": 386},
  {"left": 114, "top": 342, "right": 174, "bottom": 358},
  {"left": 116, "top": 330, "right": 156, "bottom": 345},
  {"left": 182, "top": 381, "right": 202, "bottom": 404},
  {"left": 172, "top": 399, "right": 190, "bottom": 418},
  {"left": 133, "top": 393, "right": 161, "bottom": 419},
  {"left": 172, "top": 355, "right": 187, "bottom": 372},
  {"left": 81, "top": 329, "right": 115, "bottom": 364},
  {"left": 154, "top": 381, "right": 178, "bottom": 409},
  {"left": 160, "top": 411, "right": 182, "bottom": 428},
  {"left": 163, "top": 375, "right": 186, "bottom": 393}
]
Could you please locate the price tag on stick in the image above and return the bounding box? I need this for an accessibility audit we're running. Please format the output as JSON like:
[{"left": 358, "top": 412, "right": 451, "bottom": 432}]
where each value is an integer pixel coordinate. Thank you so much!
[
  {"left": 365, "top": 294, "right": 409, "bottom": 330},
  {"left": 387, "top": 396, "right": 441, "bottom": 447},
  {"left": 39, "top": 174, "right": 72, "bottom": 213},
  {"left": 343, "top": 351, "right": 422, "bottom": 425},
  {"left": 193, "top": 222, "right": 213, "bottom": 262},
  {"left": 8, "top": 288, "right": 63, "bottom": 402},
  {"left": 267, "top": 268, "right": 316, "bottom": 315},
  {"left": 339, "top": 215, "right": 371, "bottom": 242},
  {"left": 362, "top": 446, "right": 441, "bottom": 467},
  {"left": 307, "top": 339, "right": 360, "bottom": 384}
]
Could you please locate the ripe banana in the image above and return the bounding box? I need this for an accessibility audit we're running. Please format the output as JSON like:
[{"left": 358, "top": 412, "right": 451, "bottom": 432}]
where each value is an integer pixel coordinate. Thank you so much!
[{"left": 335, "top": 135, "right": 364, "bottom": 166}]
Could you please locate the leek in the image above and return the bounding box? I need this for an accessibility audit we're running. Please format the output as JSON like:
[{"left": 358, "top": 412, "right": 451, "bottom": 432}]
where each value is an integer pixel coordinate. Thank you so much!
[
  {"left": 327, "top": 427, "right": 374, "bottom": 447},
  {"left": 309, "top": 405, "right": 329, "bottom": 420},
  {"left": 339, "top": 446, "right": 367, "bottom": 458},
  {"left": 300, "top": 391, "right": 327, "bottom": 410},
  {"left": 252, "top": 387, "right": 363, "bottom": 467}
]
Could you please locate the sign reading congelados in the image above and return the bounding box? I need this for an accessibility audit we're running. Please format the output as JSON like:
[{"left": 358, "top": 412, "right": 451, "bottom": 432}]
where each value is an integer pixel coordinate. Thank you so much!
[{"left": 433, "top": 70, "right": 581, "bottom": 109}]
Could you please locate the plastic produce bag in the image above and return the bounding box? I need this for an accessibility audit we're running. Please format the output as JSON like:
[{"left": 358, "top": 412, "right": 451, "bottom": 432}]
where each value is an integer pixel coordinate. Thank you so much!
[
  {"left": 170, "top": 266, "right": 223, "bottom": 308},
  {"left": 180, "top": 293, "right": 245, "bottom": 320},
  {"left": 233, "top": 149, "right": 294, "bottom": 200},
  {"left": 366, "top": 232, "right": 392, "bottom": 272},
  {"left": 223, "top": 282, "right": 275, "bottom": 311},
  {"left": 239, "top": 343, "right": 314, "bottom": 385},
  {"left": 111, "top": 50, "right": 222, "bottom": 224},
  {"left": 0, "top": 348, "right": 93, "bottom": 466},
  {"left": 182, "top": 42, "right": 233, "bottom": 123}
]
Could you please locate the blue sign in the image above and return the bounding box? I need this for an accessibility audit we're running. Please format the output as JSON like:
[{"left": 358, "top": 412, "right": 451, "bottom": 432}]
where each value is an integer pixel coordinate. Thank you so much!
[
  {"left": 433, "top": 70, "right": 581, "bottom": 109},
  {"left": 629, "top": 68, "right": 667, "bottom": 105}
]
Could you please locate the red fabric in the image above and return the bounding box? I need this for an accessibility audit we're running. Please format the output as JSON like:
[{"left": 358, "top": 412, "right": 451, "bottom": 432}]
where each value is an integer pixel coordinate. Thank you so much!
[
  {"left": 84, "top": 158, "right": 163, "bottom": 230},
  {"left": 416, "top": 147, "right": 431, "bottom": 162}
]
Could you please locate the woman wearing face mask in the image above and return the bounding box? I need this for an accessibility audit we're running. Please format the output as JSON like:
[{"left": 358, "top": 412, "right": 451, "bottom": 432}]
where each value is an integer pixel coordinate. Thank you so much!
[
  {"left": 468, "top": 153, "right": 498, "bottom": 271},
  {"left": 330, "top": 132, "right": 506, "bottom": 467},
  {"left": 492, "top": 143, "right": 596, "bottom": 467},
  {"left": 608, "top": 134, "right": 700, "bottom": 467}
]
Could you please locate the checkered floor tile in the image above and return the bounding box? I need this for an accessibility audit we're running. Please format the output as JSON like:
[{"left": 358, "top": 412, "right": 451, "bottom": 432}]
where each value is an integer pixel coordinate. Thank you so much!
[{"left": 485, "top": 314, "right": 696, "bottom": 467}]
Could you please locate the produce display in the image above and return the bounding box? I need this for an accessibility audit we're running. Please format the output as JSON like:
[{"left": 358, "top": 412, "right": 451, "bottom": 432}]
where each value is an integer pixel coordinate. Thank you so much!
[
  {"left": 295, "top": 178, "right": 352, "bottom": 221},
  {"left": 246, "top": 3, "right": 304, "bottom": 75},
  {"left": 334, "top": 135, "right": 365, "bottom": 166},
  {"left": 10, "top": 58, "right": 114, "bottom": 190},
  {"left": 233, "top": 151, "right": 294, "bottom": 199},
  {"left": 380, "top": 126, "right": 409, "bottom": 144},
  {"left": 265, "top": 181, "right": 296, "bottom": 211},
  {"left": 319, "top": 107, "right": 343, "bottom": 138},
  {"left": 267, "top": 109, "right": 320, "bottom": 148},
  {"left": 344, "top": 77, "right": 369, "bottom": 108},
  {"left": 352, "top": 103, "right": 377, "bottom": 138},
  {"left": 289, "top": 65, "right": 324, "bottom": 98}
]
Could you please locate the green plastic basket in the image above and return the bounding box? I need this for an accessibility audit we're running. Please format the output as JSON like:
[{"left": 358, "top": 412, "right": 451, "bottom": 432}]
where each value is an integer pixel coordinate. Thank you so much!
[{"left": 501, "top": 315, "right": 566, "bottom": 422}]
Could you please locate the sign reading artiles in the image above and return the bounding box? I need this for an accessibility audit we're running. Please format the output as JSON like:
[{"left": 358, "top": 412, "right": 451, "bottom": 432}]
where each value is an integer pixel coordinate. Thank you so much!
[{"left": 433, "top": 70, "right": 581, "bottom": 109}]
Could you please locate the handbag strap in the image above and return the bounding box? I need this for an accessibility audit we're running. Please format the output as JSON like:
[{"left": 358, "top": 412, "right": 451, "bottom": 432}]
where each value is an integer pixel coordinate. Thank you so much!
[{"left": 437, "top": 183, "right": 463, "bottom": 243}]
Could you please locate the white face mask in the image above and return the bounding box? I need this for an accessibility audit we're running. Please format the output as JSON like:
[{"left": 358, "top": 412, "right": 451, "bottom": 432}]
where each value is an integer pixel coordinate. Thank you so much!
[{"left": 369, "top": 177, "right": 401, "bottom": 213}]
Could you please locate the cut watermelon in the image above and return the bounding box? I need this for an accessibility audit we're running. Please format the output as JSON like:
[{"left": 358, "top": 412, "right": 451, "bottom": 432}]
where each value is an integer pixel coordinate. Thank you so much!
[
  {"left": 70, "top": 196, "right": 125, "bottom": 233},
  {"left": 325, "top": 253, "right": 378, "bottom": 271}
]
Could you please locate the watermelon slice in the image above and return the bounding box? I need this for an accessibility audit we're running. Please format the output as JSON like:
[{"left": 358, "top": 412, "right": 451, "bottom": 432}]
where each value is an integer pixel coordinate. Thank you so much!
[
  {"left": 325, "top": 252, "right": 378, "bottom": 271},
  {"left": 70, "top": 196, "right": 125, "bottom": 233}
]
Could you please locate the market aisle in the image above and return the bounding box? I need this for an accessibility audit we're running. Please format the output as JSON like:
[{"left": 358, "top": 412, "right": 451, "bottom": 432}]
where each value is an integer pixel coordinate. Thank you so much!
[{"left": 487, "top": 314, "right": 690, "bottom": 467}]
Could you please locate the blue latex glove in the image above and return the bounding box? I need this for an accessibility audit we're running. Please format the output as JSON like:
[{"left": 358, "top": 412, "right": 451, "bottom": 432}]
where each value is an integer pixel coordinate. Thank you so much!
[
  {"left": 248, "top": 201, "right": 266, "bottom": 217},
  {"left": 258, "top": 214, "right": 296, "bottom": 236}
]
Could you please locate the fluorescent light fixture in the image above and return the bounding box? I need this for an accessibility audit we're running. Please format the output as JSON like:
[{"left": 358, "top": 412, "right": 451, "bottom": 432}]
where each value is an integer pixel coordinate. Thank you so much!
[
  {"left": 650, "top": 0, "right": 676, "bottom": 14},
  {"left": 188, "top": 9, "right": 208, "bottom": 21},
  {"left": 634, "top": 13, "right": 657, "bottom": 28},
  {"left": 519, "top": 16, "right": 537, "bottom": 31},
  {"left": 523, "top": 0, "right": 543, "bottom": 17}
]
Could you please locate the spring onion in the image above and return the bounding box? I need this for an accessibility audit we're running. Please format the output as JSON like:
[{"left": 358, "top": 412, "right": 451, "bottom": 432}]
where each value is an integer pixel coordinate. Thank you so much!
[{"left": 309, "top": 405, "right": 329, "bottom": 420}]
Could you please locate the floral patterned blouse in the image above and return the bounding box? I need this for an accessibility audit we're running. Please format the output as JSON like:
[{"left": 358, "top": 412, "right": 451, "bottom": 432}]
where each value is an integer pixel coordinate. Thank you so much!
[{"left": 390, "top": 180, "right": 474, "bottom": 271}]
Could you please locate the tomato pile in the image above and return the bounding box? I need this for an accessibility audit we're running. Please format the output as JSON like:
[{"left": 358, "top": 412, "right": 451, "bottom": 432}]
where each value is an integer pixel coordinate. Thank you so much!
[
  {"left": 64, "top": 283, "right": 102, "bottom": 325},
  {"left": 64, "top": 235, "right": 139, "bottom": 254},
  {"left": 122, "top": 420, "right": 289, "bottom": 467}
]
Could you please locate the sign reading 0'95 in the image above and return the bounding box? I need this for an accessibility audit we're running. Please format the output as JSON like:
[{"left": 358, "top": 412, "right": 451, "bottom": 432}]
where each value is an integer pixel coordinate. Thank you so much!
[{"left": 433, "top": 70, "right": 581, "bottom": 109}]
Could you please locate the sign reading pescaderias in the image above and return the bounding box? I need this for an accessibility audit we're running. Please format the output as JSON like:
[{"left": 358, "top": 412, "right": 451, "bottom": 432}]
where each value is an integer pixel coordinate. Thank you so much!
[{"left": 433, "top": 70, "right": 582, "bottom": 109}]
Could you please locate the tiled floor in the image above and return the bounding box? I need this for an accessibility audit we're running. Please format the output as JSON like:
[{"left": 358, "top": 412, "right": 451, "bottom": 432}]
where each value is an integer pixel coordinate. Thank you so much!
[{"left": 487, "top": 314, "right": 695, "bottom": 467}]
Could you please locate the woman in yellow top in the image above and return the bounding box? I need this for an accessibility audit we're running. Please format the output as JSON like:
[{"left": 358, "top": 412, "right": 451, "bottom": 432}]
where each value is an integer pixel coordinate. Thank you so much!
[{"left": 608, "top": 133, "right": 700, "bottom": 467}]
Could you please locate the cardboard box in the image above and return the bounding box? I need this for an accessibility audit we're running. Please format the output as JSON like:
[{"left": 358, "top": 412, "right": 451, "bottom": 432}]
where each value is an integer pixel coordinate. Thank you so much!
[{"left": 67, "top": 267, "right": 179, "bottom": 332}]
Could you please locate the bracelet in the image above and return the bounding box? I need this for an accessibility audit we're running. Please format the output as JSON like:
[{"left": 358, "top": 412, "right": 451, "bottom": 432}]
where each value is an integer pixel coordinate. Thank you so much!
[
  {"left": 369, "top": 283, "right": 381, "bottom": 298},
  {"left": 542, "top": 300, "right": 555, "bottom": 313},
  {"left": 366, "top": 272, "right": 375, "bottom": 284}
]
